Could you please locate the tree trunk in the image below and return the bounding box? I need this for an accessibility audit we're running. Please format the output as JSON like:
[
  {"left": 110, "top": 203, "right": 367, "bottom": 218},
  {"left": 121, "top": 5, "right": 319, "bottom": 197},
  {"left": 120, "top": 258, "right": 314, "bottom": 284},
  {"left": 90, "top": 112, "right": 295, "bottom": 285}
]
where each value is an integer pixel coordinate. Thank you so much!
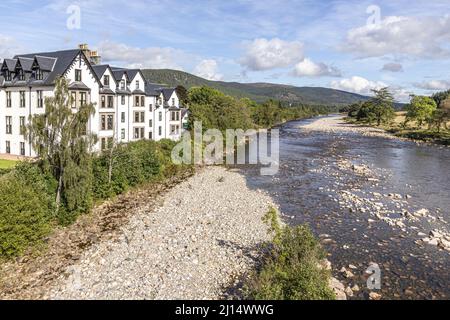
[{"left": 55, "top": 168, "right": 63, "bottom": 213}]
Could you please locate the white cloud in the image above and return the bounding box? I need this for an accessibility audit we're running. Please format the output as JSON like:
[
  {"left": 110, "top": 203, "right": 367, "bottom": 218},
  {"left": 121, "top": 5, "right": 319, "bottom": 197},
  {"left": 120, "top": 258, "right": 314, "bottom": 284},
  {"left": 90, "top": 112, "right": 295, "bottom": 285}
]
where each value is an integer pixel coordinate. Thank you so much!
[
  {"left": 0, "top": 34, "right": 21, "bottom": 60},
  {"left": 193, "top": 59, "right": 223, "bottom": 81},
  {"left": 343, "top": 15, "right": 450, "bottom": 59},
  {"left": 293, "top": 58, "right": 341, "bottom": 77},
  {"left": 381, "top": 63, "right": 403, "bottom": 73},
  {"left": 98, "top": 40, "right": 185, "bottom": 69},
  {"left": 239, "top": 38, "right": 304, "bottom": 71},
  {"left": 331, "top": 76, "right": 387, "bottom": 95},
  {"left": 414, "top": 80, "right": 450, "bottom": 91}
]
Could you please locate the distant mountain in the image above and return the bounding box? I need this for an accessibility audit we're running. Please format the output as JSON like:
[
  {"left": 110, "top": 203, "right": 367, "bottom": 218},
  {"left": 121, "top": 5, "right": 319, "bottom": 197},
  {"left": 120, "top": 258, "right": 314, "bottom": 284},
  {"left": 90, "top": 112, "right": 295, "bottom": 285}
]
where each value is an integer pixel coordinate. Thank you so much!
[{"left": 141, "top": 69, "right": 372, "bottom": 107}]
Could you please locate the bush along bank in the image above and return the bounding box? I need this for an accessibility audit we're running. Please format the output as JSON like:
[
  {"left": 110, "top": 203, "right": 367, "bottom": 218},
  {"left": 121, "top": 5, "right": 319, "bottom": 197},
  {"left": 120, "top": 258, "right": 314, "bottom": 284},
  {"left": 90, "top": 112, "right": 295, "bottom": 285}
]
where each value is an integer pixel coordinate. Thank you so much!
[
  {"left": 0, "top": 139, "right": 192, "bottom": 260},
  {"left": 243, "top": 208, "right": 336, "bottom": 300}
]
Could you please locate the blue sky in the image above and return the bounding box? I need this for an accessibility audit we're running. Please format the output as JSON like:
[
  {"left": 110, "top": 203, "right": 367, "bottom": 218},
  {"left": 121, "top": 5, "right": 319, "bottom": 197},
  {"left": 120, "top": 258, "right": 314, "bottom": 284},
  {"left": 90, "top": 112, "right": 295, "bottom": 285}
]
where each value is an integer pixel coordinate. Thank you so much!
[{"left": 1, "top": 0, "right": 450, "bottom": 101}]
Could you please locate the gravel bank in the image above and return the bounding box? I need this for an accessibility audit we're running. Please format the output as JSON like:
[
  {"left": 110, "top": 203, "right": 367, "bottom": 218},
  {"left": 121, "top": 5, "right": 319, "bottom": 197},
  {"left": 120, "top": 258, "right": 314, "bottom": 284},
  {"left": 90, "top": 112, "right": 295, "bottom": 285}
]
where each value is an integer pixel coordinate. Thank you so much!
[
  {"left": 299, "top": 115, "right": 397, "bottom": 139},
  {"left": 46, "top": 166, "right": 276, "bottom": 300}
]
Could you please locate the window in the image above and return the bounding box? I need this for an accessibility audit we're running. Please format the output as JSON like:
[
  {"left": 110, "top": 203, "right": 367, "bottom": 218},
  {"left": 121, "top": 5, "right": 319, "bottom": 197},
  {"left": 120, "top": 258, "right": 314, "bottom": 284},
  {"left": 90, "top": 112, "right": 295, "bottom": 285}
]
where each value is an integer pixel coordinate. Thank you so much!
[
  {"left": 75, "top": 69, "right": 82, "bottom": 82},
  {"left": 121, "top": 95, "right": 125, "bottom": 105},
  {"left": 171, "top": 111, "right": 179, "bottom": 121},
  {"left": 134, "top": 127, "right": 145, "bottom": 139},
  {"left": 79, "top": 92, "right": 87, "bottom": 106},
  {"left": 141, "top": 96, "right": 145, "bottom": 107},
  {"left": 149, "top": 131, "right": 153, "bottom": 140},
  {"left": 20, "top": 142, "right": 25, "bottom": 156},
  {"left": 71, "top": 92, "right": 77, "bottom": 108},
  {"left": 135, "top": 96, "right": 140, "bottom": 107},
  {"left": 136, "top": 80, "right": 140, "bottom": 89},
  {"left": 149, "top": 119, "right": 153, "bottom": 127},
  {"left": 19, "top": 116, "right": 25, "bottom": 134},
  {"left": 134, "top": 111, "right": 144, "bottom": 123},
  {"left": 37, "top": 91, "right": 43, "bottom": 108},
  {"left": 101, "top": 114, "right": 114, "bottom": 131},
  {"left": 101, "top": 96, "right": 106, "bottom": 108},
  {"left": 6, "top": 116, "right": 12, "bottom": 134},
  {"left": 5, "top": 141, "right": 10, "bottom": 154},
  {"left": 170, "top": 125, "right": 180, "bottom": 135},
  {"left": 120, "top": 80, "right": 125, "bottom": 90},
  {"left": 157, "top": 98, "right": 162, "bottom": 105},
  {"left": 121, "top": 129, "right": 125, "bottom": 140},
  {"left": 19, "top": 91, "right": 26, "bottom": 108},
  {"left": 104, "top": 75, "right": 110, "bottom": 86},
  {"left": 107, "top": 115, "right": 114, "bottom": 131},
  {"left": 149, "top": 104, "right": 153, "bottom": 112},
  {"left": 172, "top": 98, "right": 175, "bottom": 106},
  {"left": 18, "top": 69, "right": 25, "bottom": 81},
  {"left": 36, "top": 69, "right": 44, "bottom": 81},
  {"left": 5, "top": 71, "right": 11, "bottom": 81},
  {"left": 6, "top": 92, "right": 11, "bottom": 108},
  {"left": 159, "top": 112, "right": 162, "bottom": 122},
  {"left": 100, "top": 137, "right": 114, "bottom": 151},
  {"left": 121, "top": 112, "right": 125, "bottom": 123},
  {"left": 158, "top": 126, "right": 162, "bottom": 136},
  {"left": 101, "top": 138, "right": 106, "bottom": 151},
  {"left": 107, "top": 96, "right": 114, "bottom": 108}
]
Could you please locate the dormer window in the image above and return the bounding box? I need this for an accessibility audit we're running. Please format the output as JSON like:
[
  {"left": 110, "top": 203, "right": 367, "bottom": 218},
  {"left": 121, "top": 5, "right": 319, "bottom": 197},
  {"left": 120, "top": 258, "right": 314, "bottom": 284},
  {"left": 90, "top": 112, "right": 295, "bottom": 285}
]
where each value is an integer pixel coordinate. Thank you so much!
[
  {"left": 120, "top": 80, "right": 125, "bottom": 90},
  {"left": 136, "top": 80, "right": 140, "bottom": 89},
  {"left": 75, "top": 69, "right": 82, "bottom": 82},
  {"left": 5, "top": 71, "right": 11, "bottom": 81},
  {"left": 18, "top": 69, "right": 25, "bottom": 81},
  {"left": 35, "top": 69, "right": 44, "bottom": 80},
  {"left": 104, "top": 75, "right": 110, "bottom": 86}
]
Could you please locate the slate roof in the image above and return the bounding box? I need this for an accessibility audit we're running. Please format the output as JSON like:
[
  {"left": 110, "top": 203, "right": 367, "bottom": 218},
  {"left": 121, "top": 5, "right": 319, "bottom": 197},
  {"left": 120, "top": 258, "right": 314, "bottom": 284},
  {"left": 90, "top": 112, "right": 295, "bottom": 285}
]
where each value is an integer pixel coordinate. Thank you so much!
[
  {"left": 92, "top": 64, "right": 110, "bottom": 79},
  {"left": 3, "top": 59, "right": 18, "bottom": 72},
  {"left": 161, "top": 88, "right": 176, "bottom": 101},
  {"left": 18, "top": 57, "right": 34, "bottom": 72}
]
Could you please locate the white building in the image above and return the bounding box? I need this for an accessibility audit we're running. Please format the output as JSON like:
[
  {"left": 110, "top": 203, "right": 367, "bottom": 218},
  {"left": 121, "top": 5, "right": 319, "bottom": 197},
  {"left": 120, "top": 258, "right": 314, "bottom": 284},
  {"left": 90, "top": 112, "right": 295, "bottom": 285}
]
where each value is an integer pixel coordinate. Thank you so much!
[{"left": 0, "top": 47, "right": 187, "bottom": 157}]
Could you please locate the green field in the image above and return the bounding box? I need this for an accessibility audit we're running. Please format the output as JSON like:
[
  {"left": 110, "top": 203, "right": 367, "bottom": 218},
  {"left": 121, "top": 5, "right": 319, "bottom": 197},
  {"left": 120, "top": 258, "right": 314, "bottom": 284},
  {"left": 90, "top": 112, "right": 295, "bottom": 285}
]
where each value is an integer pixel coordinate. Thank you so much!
[{"left": 0, "top": 159, "right": 17, "bottom": 169}]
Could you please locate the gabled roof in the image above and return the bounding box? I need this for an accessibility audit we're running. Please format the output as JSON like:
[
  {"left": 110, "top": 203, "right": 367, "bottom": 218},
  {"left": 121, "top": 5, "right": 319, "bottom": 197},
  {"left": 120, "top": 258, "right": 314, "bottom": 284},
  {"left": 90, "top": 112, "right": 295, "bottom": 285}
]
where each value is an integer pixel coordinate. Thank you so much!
[
  {"left": 17, "top": 57, "right": 34, "bottom": 72},
  {"left": 3, "top": 59, "right": 18, "bottom": 72},
  {"left": 92, "top": 64, "right": 110, "bottom": 79},
  {"left": 112, "top": 69, "right": 129, "bottom": 82},
  {"left": 161, "top": 88, "right": 176, "bottom": 101},
  {"left": 34, "top": 56, "right": 57, "bottom": 71},
  {"left": 145, "top": 82, "right": 166, "bottom": 96}
]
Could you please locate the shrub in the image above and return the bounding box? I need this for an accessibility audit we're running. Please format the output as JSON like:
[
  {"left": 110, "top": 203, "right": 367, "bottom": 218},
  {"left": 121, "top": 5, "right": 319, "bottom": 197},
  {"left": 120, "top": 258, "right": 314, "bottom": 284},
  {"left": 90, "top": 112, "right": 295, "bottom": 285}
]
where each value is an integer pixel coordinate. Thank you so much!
[
  {"left": 244, "top": 208, "right": 335, "bottom": 300},
  {"left": 0, "top": 162, "right": 55, "bottom": 258}
]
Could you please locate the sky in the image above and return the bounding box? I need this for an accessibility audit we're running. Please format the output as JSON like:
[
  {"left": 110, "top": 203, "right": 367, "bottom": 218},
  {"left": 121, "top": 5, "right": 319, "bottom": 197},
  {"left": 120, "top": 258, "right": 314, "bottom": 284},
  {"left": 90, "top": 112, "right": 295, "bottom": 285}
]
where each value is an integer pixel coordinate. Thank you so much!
[{"left": 1, "top": 0, "right": 450, "bottom": 102}]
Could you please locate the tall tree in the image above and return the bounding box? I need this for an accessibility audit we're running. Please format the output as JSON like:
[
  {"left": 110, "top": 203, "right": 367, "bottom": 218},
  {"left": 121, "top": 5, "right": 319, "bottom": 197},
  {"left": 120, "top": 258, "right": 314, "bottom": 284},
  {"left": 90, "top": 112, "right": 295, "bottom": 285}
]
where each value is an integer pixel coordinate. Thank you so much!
[
  {"left": 370, "top": 87, "right": 395, "bottom": 126},
  {"left": 25, "top": 77, "right": 96, "bottom": 221},
  {"left": 176, "top": 85, "right": 189, "bottom": 106},
  {"left": 405, "top": 95, "right": 437, "bottom": 127}
]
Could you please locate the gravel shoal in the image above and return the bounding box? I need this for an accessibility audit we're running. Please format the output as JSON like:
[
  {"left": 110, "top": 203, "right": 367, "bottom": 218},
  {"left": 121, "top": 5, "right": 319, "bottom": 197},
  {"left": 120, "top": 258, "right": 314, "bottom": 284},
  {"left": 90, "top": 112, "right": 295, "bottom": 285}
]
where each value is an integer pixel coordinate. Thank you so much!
[
  {"left": 299, "top": 115, "right": 397, "bottom": 139},
  {"left": 47, "top": 166, "right": 275, "bottom": 300}
]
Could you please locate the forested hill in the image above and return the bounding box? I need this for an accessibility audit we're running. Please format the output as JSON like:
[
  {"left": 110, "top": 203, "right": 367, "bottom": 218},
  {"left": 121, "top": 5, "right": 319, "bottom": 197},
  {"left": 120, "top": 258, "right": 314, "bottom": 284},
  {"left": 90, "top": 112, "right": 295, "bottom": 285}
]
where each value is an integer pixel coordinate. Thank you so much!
[{"left": 141, "top": 69, "right": 371, "bottom": 107}]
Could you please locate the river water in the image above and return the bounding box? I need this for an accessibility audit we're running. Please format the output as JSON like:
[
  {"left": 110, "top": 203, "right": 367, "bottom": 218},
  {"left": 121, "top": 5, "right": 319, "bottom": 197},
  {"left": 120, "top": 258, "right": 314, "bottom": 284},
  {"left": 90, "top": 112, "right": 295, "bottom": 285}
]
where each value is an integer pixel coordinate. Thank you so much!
[{"left": 240, "top": 115, "right": 450, "bottom": 300}]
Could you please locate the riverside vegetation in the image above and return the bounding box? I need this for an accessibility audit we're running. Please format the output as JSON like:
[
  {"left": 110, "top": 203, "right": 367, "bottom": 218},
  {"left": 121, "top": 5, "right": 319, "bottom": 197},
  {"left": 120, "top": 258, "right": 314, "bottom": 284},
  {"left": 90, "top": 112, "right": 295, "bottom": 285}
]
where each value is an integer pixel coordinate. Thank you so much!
[
  {"left": 342, "top": 88, "right": 450, "bottom": 145},
  {"left": 244, "top": 208, "right": 335, "bottom": 300},
  {"left": 0, "top": 79, "right": 335, "bottom": 300}
]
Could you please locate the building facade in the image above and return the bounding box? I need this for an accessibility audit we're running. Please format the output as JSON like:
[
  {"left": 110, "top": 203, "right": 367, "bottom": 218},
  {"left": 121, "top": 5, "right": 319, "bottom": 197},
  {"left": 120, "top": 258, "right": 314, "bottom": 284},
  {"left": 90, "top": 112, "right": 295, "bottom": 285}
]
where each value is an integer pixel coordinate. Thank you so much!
[{"left": 0, "top": 48, "right": 186, "bottom": 157}]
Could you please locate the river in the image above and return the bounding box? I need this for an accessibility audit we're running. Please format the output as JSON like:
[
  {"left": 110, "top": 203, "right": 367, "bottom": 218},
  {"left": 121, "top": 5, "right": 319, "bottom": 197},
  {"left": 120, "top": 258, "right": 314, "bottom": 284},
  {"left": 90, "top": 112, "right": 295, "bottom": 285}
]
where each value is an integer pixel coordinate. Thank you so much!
[{"left": 240, "top": 115, "right": 450, "bottom": 300}]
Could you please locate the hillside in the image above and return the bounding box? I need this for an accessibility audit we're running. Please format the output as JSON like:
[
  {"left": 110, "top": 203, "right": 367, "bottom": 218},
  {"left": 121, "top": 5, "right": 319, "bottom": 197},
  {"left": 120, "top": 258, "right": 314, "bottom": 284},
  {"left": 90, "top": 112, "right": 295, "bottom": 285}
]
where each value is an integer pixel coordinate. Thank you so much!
[{"left": 141, "top": 69, "right": 371, "bottom": 107}]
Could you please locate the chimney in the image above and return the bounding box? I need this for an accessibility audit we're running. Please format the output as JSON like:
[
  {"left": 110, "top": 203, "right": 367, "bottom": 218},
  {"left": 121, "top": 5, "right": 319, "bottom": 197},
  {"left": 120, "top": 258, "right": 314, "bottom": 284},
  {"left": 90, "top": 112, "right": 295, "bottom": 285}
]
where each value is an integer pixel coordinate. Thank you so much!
[{"left": 78, "top": 43, "right": 102, "bottom": 65}]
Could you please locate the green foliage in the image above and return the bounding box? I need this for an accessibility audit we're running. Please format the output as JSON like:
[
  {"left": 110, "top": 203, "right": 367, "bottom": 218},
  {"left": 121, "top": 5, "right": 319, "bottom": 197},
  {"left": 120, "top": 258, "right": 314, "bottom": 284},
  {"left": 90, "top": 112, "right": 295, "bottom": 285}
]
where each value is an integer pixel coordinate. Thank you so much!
[
  {"left": 0, "top": 162, "right": 55, "bottom": 258},
  {"left": 431, "top": 89, "right": 450, "bottom": 108},
  {"left": 25, "top": 77, "right": 96, "bottom": 223},
  {"left": 244, "top": 208, "right": 335, "bottom": 300},
  {"left": 187, "top": 86, "right": 330, "bottom": 131},
  {"left": 406, "top": 96, "right": 437, "bottom": 127}
]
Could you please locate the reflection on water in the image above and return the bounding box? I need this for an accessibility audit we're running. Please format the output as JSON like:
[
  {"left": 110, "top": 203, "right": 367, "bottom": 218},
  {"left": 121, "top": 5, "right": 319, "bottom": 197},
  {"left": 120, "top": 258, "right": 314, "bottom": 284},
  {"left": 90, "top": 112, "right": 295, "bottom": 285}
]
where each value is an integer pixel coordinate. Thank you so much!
[{"left": 240, "top": 116, "right": 450, "bottom": 300}]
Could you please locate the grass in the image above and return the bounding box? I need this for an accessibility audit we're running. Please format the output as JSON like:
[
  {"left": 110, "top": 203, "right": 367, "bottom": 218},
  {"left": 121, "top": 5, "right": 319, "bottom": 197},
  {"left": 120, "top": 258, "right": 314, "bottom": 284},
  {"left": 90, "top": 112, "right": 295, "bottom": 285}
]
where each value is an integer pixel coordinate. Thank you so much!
[
  {"left": 0, "top": 159, "right": 17, "bottom": 169},
  {"left": 243, "top": 208, "right": 335, "bottom": 300},
  {"left": 346, "top": 112, "right": 450, "bottom": 146}
]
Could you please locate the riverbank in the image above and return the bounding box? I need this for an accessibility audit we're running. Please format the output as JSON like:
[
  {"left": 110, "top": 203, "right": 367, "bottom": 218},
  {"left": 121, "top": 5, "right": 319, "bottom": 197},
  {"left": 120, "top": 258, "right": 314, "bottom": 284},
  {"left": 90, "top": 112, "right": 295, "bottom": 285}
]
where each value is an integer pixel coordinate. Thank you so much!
[
  {"left": 343, "top": 114, "right": 450, "bottom": 146},
  {"left": 0, "top": 166, "right": 343, "bottom": 300}
]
